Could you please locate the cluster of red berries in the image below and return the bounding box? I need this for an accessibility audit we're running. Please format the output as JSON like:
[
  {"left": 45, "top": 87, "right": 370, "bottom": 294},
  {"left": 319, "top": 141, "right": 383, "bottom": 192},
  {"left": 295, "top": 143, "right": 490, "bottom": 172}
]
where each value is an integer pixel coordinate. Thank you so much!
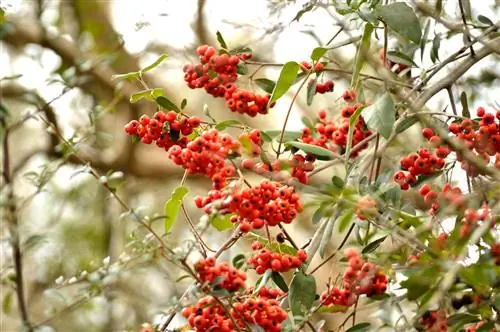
[
  {"left": 320, "top": 250, "right": 387, "bottom": 310},
  {"left": 124, "top": 112, "right": 201, "bottom": 147},
  {"left": 492, "top": 243, "right": 500, "bottom": 265},
  {"left": 418, "top": 183, "right": 465, "bottom": 214},
  {"left": 169, "top": 129, "right": 240, "bottom": 189},
  {"left": 239, "top": 129, "right": 263, "bottom": 157},
  {"left": 342, "top": 89, "right": 357, "bottom": 102},
  {"left": 194, "top": 257, "right": 246, "bottom": 292},
  {"left": 448, "top": 108, "right": 500, "bottom": 176},
  {"left": 418, "top": 310, "right": 448, "bottom": 332},
  {"left": 183, "top": 45, "right": 240, "bottom": 97},
  {"left": 313, "top": 80, "right": 334, "bottom": 94},
  {"left": 182, "top": 294, "right": 287, "bottom": 332},
  {"left": 301, "top": 106, "right": 371, "bottom": 158},
  {"left": 300, "top": 61, "right": 325, "bottom": 73},
  {"left": 225, "top": 85, "right": 272, "bottom": 117},
  {"left": 257, "top": 286, "right": 285, "bottom": 300},
  {"left": 228, "top": 180, "right": 302, "bottom": 232},
  {"left": 248, "top": 241, "right": 307, "bottom": 274},
  {"left": 394, "top": 129, "right": 449, "bottom": 190}
]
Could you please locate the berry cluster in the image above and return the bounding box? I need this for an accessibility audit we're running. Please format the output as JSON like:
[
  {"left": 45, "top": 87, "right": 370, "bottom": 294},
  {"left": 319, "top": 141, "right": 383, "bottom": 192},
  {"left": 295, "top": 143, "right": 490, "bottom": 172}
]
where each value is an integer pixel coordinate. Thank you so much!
[
  {"left": 228, "top": 180, "right": 303, "bottom": 232},
  {"left": 182, "top": 294, "right": 287, "bottom": 332},
  {"left": 169, "top": 129, "right": 241, "bottom": 189},
  {"left": 418, "top": 183, "right": 465, "bottom": 214},
  {"left": 183, "top": 45, "right": 240, "bottom": 97},
  {"left": 239, "top": 129, "right": 263, "bottom": 157},
  {"left": 248, "top": 241, "right": 307, "bottom": 274},
  {"left": 320, "top": 250, "right": 387, "bottom": 310},
  {"left": 418, "top": 310, "right": 448, "bottom": 332},
  {"left": 313, "top": 80, "right": 334, "bottom": 94},
  {"left": 194, "top": 257, "right": 246, "bottom": 292},
  {"left": 300, "top": 61, "right": 325, "bottom": 73},
  {"left": 225, "top": 85, "right": 271, "bottom": 117},
  {"left": 301, "top": 105, "right": 371, "bottom": 159},
  {"left": 257, "top": 286, "right": 285, "bottom": 300},
  {"left": 124, "top": 112, "right": 201, "bottom": 147}
]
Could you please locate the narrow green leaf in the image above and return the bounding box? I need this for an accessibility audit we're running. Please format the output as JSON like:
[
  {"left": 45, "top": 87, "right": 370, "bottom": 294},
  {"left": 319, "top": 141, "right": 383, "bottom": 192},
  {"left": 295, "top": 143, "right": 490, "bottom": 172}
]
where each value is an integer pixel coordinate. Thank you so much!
[
  {"left": 362, "top": 92, "right": 395, "bottom": 139},
  {"left": 346, "top": 323, "right": 371, "bottom": 332},
  {"left": 351, "top": 23, "right": 374, "bottom": 89},
  {"left": 361, "top": 236, "right": 387, "bottom": 254},
  {"left": 254, "top": 270, "right": 272, "bottom": 294},
  {"left": 289, "top": 271, "right": 316, "bottom": 316},
  {"left": 420, "top": 19, "right": 431, "bottom": 61},
  {"left": 2, "top": 291, "right": 12, "bottom": 314},
  {"left": 141, "top": 54, "right": 168, "bottom": 74},
  {"left": 215, "top": 120, "right": 242, "bottom": 130},
  {"left": 430, "top": 35, "right": 441, "bottom": 63},
  {"left": 394, "top": 115, "right": 418, "bottom": 134},
  {"left": 447, "top": 313, "right": 479, "bottom": 327},
  {"left": 319, "top": 217, "right": 336, "bottom": 258},
  {"left": 337, "top": 210, "right": 355, "bottom": 233},
  {"left": 180, "top": 98, "right": 187, "bottom": 110},
  {"left": 156, "top": 96, "right": 180, "bottom": 112},
  {"left": 111, "top": 71, "right": 140, "bottom": 82},
  {"left": 271, "top": 272, "right": 289, "bottom": 293},
  {"left": 311, "top": 47, "right": 327, "bottom": 61},
  {"left": 210, "top": 214, "right": 234, "bottom": 231},
  {"left": 232, "top": 254, "right": 246, "bottom": 269},
  {"left": 460, "top": 91, "right": 470, "bottom": 118},
  {"left": 377, "top": 3, "right": 421, "bottom": 43},
  {"left": 164, "top": 186, "right": 189, "bottom": 234},
  {"left": 254, "top": 78, "right": 276, "bottom": 94},
  {"left": 269, "top": 61, "right": 300, "bottom": 105},
  {"left": 306, "top": 77, "right": 318, "bottom": 106},
  {"left": 262, "top": 130, "right": 302, "bottom": 142},
  {"left": 130, "top": 88, "right": 164, "bottom": 103},
  {"left": 285, "top": 141, "right": 338, "bottom": 160},
  {"left": 386, "top": 51, "right": 418, "bottom": 67},
  {"left": 216, "top": 31, "right": 228, "bottom": 49},
  {"left": 0, "top": 8, "right": 5, "bottom": 24}
]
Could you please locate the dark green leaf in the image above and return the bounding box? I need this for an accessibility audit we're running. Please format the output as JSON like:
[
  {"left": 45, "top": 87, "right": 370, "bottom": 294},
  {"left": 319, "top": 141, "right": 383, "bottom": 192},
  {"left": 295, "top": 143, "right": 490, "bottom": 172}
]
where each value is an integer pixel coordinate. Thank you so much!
[
  {"left": 292, "top": 3, "right": 314, "bottom": 22},
  {"left": 164, "top": 186, "right": 189, "bottom": 234},
  {"left": 311, "top": 47, "right": 328, "bottom": 61},
  {"left": 289, "top": 271, "right": 316, "bottom": 316},
  {"left": 306, "top": 77, "right": 317, "bottom": 106},
  {"left": 269, "top": 61, "right": 300, "bottom": 105},
  {"left": 362, "top": 92, "right": 395, "bottom": 139},
  {"left": 377, "top": 2, "right": 421, "bottom": 43},
  {"left": 351, "top": 23, "right": 374, "bottom": 89},
  {"left": 141, "top": 54, "right": 168, "bottom": 74},
  {"left": 460, "top": 91, "right": 470, "bottom": 118},
  {"left": 420, "top": 19, "right": 431, "bottom": 61},
  {"left": 361, "top": 236, "right": 386, "bottom": 254},
  {"left": 447, "top": 313, "right": 479, "bottom": 327},
  {"left": 395, "top": 115, "right": 418, "bottom": 134},
  {"left": 210, "top": 214, "right": 234, "bottom": 232},
  {"left": 331, "top": 176, "right": 344, "bottom": 188},
  {"left": 430, "top": 35, "right": 441, "bottom": 63},
  {"left": 285, "top": 142, "right": 337, "bottom": 160},
  {"left": 477, "top": 15, "right": 494, "bottom": 26},
  {"left": 237, "top": 63, "right": 248, "bottom": 75},
  {"left": 346, "top": 323, "right": 371, "bottom": 332},
  {"left": 180, "top": 98, "right": 187, "bottom": 110},
  {"left": 215, "top": 120, "right": 242, "bottom": 130},
  {"left": 156, "top": 96, "right": 180, "bottom": 112},
  {"left": 254, "top": 78, "right": 276, "bottom": 94},
  {"left": 386, "top": 51, "right": 418, "bottom": 67},
  {"left": 458, "top": 263, "right": 490, "bottom": 290},
  {"left": 337, "top": 210, "right": 354, "bottom": 233},
  {"left": 400, "top": 266, "right": 439, "bottom": 300},
  {"left": 271, "top": 272, "right": 289, "bottom": 293},
  {"left": 216, "top": 31, "right": 228, "bottom": 49},
  {"left": 232, "top": 254, "right": 246, "bottom": 269},
  {"left": 477, "top": 322, "right": 495, "bottom": 332}
]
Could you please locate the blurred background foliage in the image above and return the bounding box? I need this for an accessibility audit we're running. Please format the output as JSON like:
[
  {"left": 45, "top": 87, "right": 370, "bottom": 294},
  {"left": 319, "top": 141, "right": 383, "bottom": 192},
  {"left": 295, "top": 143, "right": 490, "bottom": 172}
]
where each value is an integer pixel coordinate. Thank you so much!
[{"left": 0, "top": 0, "right": 498, "bottom": 331}]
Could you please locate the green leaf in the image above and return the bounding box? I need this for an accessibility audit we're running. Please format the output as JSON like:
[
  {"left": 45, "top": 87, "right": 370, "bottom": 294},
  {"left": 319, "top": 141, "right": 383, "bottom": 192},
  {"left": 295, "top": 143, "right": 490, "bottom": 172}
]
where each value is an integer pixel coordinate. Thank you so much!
[
  {"left": 0, "top": 8, "right": 5, "bottom": 24},
  {"left": 337, "top": 210, "right": 354, "bottom": 233},
  {"left": 447, "top": 313, "right": 479, "bottom": 327},
  {"left": 420, "top": 19, "right": 431, "bottom": 61},
  {"left": 345, "top": 106, "right": 365, "bottom": 160},
  {"left": 271, "top": 272, "right": 289, "bottom": 293},
  {"left": 254, "top": 78, "right": 276, "bottom": 94},
  {"left": 210, "top": 214, "right": 234, "bottom": 232},
  {"left": 237, "top": 63, "right": 248, "bottom": 75},
  {"left": 141, "top": 54, "right": 168, "bottom": 74},
  {"left": 254, "top": 270, "right": 272, "bottom": 294},
  {"left": 319, "top": 217, "right": 336, "bottom": 258},
  {"left": 358, "top": 3, "right": 378, "bottom": 25},
  {"left": 477, "top": 15, "right": 494, "bottom": 26},
  {"left": 310, "top": 47, "right": 327, "bottom": 61},
  {"left": 111, "top": 71, "right": 140, "bottom": 82},
  {"left": 458, "top": 263, "right": 490, "bottom": 290},
  {"left": 346, "top": 323, "right": 371, "bottom": 332},
  {"left": 301, "top": 116, "right": 315, "bottom": 130},
  {"left": 130, "top": 88, "right": 164, "bottom": 103},
  {"left": 361, "top": 236, "right": 387, "bottom": 254},
  {"left": 430, "top": 35, "right": 441, "bottom": 63},
  {"left": 394, "top": 115, "right": 418, "bottom": 134},
  {"left": 285, "top": 142, "right": 337, "bottom": 160},
  {"left": 386, "top": 51, "right": 418, "bottom": 67},
  {"left": 216, "top": 31, "right": 228, "bottom": 49},
  {"left": 249, "top": 233, "right": 297, "bottom": 255},
  {"left": 269, "top": 61, "right": 300, "bottom": 105},
  {"left": 262, "top": 130, "right": 301, "bottom": 143},
  {"left": 2, "top": 291, "right": 12, "bottom": 314},
  {"left": 400, "top": 266, "right": 440, "bottom": 300},
  {"left": 351, "top": 23, "right": 374, "bottom": 89},
  {"left": 292, "top": 3, "right": 314, "bottom": 22},
  {"left": 318, "top": 304, "right": 349, "bottom": 313},
  {"left": 306, "top": 77, "right": 317, "bottom": 106},
  {"left": 460, "top": 91, "right": 470, "bottom": 118},
  {"left": 362, "top": 92, "right": 395, "bottom": 139},
  {"left": 215, "top": 120, "right": 242, "bottom": 130},
  {"left": 331, "top": 176, "right": 344, "bottom": 188},
  {"left": 164, "top": 186, "right": 189, "bottom": 234},
  {"left": 156, "top": 96, "right": 180, "bottom": 112},
  {"left": 377, "top": 2, "right": 421, "bottom": 43},
  {"left": 232, "top": 254, "right": 246, "bottom": 269},
  {"left": 180, "top": 98, "right": 187, "bottom": 110},
  {"left": 289, "top": 271, "right": 316, "bottom": 316}
]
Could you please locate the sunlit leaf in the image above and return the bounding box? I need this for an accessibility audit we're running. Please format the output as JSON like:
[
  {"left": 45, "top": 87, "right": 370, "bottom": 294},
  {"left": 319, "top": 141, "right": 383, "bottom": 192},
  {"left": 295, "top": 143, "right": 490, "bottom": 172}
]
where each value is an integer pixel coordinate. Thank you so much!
[
  {"left": 164, "top": 186, "right": 189, "bottom": 234},
  {"left": 269, "top": 61, "right": 300, "bottom": 105},
  {"left": 141, "top": 54, "right": 168, "bottom": 74}
]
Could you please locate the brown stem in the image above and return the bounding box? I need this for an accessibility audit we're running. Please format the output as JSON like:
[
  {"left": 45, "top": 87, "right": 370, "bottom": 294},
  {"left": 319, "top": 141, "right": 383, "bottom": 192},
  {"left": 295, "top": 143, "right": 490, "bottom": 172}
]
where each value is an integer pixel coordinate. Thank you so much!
[{"left": 458, "top": 0, "right": 475, "bottom": 56}]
